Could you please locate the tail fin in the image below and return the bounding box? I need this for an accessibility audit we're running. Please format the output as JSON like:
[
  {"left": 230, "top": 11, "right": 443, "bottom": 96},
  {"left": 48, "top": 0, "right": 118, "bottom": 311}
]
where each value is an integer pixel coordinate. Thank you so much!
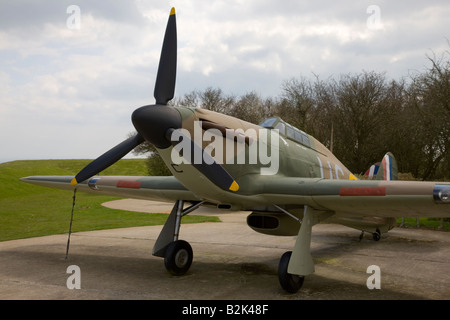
[
  {"left": 364, "top": 152, "right": 398, "bottom": 180},
  {"left": 376, "top": 152, "right": 398, "bottom": 181}
]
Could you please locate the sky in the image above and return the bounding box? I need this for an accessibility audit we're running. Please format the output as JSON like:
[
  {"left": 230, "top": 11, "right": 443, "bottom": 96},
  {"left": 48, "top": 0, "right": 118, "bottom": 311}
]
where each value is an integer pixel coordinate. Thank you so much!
[{"left": 0, "top": 0, "right": 449, "bottom": 163}]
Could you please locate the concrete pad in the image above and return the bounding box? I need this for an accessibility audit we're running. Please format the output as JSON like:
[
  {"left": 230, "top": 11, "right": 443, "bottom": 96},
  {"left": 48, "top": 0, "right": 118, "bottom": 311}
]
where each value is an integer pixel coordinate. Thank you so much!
[{"left": 1, "top": 200, "right": 449, "bottom": 299}]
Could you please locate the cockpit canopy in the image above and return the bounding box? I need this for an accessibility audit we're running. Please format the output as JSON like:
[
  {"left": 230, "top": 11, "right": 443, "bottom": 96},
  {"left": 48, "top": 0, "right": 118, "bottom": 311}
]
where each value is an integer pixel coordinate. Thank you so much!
[{"left": 259, "top": 117, "right": 311, "bottom": 147}]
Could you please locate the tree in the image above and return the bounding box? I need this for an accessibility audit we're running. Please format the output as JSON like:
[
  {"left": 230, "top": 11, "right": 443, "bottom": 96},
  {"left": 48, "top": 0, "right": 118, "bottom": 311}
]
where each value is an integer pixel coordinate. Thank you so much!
[
  {"left": 229, "top": 91, "right": 269, "bottom": 124},
  {"left": 407, "top": 49, "right": 450, "bottom": 180},
  {"left": 330, "top": 71, "right": 393, "bottom": 173},
  {"left": 277, "top": 77, "right": 315, "bottom": 132},
  {"left": 199, "top": 87, "right": 235, "bottom": 114}
]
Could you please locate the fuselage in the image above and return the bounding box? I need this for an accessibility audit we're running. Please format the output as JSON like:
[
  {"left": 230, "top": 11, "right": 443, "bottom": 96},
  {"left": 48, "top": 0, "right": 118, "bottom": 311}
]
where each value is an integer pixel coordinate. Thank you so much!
[
  {"left": 152, "top": 106, "right": 396, "bottom": 236},
  {"left": 156, "top": 106, "right": 356, "bottom": 203}
]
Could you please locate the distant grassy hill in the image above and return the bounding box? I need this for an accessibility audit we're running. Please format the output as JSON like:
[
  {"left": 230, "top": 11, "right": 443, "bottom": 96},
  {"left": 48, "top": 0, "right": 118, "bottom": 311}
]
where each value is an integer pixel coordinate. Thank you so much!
[{"left": 0, "top": 159, "right": 218, "bottom": 241}]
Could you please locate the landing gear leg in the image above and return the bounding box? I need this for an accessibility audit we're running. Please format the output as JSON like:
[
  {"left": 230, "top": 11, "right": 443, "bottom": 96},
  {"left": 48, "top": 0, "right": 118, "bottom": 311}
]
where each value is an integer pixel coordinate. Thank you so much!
[
  {"left": 278, "top": 206, "right": 332, "bottom": 293},
  {"left": 152, "top": 200, "right": 202, "bottom": 276}
]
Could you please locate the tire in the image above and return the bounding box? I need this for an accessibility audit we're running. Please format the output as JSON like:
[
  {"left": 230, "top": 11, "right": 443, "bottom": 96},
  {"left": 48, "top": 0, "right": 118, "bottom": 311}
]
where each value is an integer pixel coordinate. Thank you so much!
[
  {"left": 372, "top": 229, "right": 381, "bottom": 241},
  {"left": 278, "top": 251, "right": 304, "bottom": 293},
  {"left": 164, "top": 240, "right": 193, "bottom": 276}
]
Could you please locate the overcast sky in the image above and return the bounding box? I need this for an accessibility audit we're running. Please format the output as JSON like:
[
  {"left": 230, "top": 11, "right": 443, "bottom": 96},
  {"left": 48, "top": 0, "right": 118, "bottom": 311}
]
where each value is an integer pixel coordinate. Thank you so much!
[{"left": 1, "top": 0, "right": 449, "bottom": 163}]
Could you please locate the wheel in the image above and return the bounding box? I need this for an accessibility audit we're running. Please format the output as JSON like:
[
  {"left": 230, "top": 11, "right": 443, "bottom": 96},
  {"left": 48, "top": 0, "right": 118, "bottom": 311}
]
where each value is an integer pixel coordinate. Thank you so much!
[
  {"left": 372, "top": 229, "right": 381, "bottom": 241},
  {"left": 164, "top": 240, "right": 193, "bottom": 276},
  {"left": 278, "top": 251, "right": 304, "bottom": 293}
]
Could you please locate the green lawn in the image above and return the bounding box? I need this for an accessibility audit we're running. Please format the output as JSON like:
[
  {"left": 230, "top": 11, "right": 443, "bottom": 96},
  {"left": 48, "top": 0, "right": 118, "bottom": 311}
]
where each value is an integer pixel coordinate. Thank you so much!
[
  {"left": 0, "top": 159, "right": 219, "bottom": 241},
  {"left": 396, "top": 217, "right": 450, "bottom": 231}
]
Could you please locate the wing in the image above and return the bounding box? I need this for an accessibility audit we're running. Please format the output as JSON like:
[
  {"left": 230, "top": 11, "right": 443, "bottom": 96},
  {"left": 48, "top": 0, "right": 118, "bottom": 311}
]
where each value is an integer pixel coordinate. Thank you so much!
[
  {"left": 312, "top": 179, "right": 450, "bottom": 218},
  {"left": 20, "top": 175, "right": 200, "bottom": 203},
  {"left": 21, "top": 175, "right": 450, "bottom": 218},
  {"left": 260, "top": 177, "right": 450, "bottom": 218}
]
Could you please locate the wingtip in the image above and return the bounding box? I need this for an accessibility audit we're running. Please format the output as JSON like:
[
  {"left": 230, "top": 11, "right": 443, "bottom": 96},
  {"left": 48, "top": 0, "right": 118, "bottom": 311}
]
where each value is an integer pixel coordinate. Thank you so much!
[
  {"left": 229, "top": 181, "right": 239, "bottom": 192},
  {"left": 170, "top": 7, "right": 175, "bottom": 15}
]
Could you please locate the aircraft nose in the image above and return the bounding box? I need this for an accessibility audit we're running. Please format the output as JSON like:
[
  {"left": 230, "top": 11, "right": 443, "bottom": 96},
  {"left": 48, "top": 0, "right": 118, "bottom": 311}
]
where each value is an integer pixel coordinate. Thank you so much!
[{"left": 132, "top": 104, "right": 182, "bottom": 149}]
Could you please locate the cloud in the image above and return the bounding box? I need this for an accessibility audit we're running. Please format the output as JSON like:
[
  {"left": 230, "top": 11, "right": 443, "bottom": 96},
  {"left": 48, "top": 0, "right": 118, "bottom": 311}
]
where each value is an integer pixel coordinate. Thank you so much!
[
  {"left": 0, "top": 0, "right": 146, "bottom": 30},
  {"left": 0, "top": 0, "right": 449, "bottom": 162}
]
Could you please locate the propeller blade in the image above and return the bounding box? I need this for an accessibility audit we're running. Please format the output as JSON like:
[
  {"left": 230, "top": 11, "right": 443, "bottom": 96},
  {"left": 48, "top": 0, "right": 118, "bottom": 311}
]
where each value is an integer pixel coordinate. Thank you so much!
[
  {"left": 166, "top": 128, "right": 239, "bottom": 192},
  {"left": 154, "top": 7, "right": 177, "bottom": 105},
  {"left": 71, "top": 134, "right": 144, "bottom": 185}
]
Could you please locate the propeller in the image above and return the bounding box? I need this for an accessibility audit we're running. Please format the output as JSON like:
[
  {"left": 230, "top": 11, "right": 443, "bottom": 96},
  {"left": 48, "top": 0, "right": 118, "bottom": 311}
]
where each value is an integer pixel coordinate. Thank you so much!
[
  {"left": 154, "top": 7, "right": 177, "bottom": 105},
  {"left": 131, "top": 108, "right": 239, "bottom": 192},
  {"left": 70, "top": 134, "right": 143, "bottom": 186},
  {"left": 71, "top": 8, "right": 178, "bottom": 186},
  {"left": 166, "top": 128, "right": 239, "bottom": 192},
  {"left": 71, "top": 7, "right": 239, "bottom": 192}
]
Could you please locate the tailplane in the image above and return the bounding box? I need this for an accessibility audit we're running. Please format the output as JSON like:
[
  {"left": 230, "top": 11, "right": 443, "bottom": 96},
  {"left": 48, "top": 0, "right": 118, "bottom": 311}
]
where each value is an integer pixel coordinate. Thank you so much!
[{"left": 364, "top": 162, "right": 380, "bottom": 180}]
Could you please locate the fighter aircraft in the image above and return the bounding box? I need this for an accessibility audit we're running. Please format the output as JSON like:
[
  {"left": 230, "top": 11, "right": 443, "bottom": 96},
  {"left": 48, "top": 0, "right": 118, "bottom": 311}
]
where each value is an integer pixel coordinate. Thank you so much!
[{"left": 21, "top": 8, "right": 450, "bottom": 293}]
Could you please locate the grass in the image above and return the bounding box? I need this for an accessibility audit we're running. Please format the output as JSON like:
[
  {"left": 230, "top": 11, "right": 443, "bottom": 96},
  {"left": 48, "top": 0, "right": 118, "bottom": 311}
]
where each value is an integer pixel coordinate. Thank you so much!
[
  {"left": 396, "top": 217, "right": 450, "bottom": 231},
  {"left": 0, "top": 159, "right": 219, "bottom": 242}
]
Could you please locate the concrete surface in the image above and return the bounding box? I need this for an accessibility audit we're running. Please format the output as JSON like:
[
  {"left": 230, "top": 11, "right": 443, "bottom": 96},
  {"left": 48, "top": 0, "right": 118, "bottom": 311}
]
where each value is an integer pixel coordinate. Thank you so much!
[{"left": 0, "top": 199, "right": 449, "bottom": 300}]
